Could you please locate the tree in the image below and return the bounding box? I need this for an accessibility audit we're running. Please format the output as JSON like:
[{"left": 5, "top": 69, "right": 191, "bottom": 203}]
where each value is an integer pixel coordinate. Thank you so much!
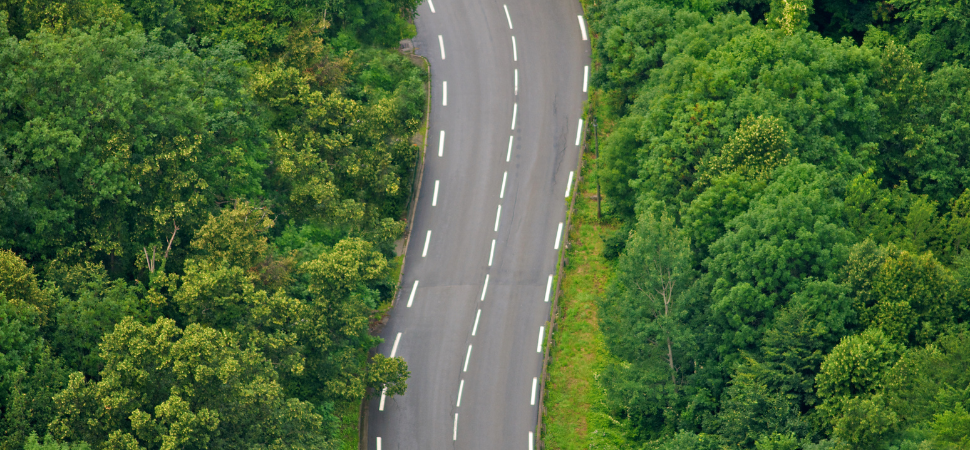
[
  {"left": 929, "top": 404, "right": 970, "bottom": 449},
  {"left": 815, "top": 328, "right": 903, "bottom": 447},
  {"left": 716, "top": 364, "right": 806, "bottom": 447},
  {"left": 948, "top": 189, "right": 970, "bottom": 255},
  {"left": 919, "top": 63, "right": 970, "bottom": 203},
  {"left": 603, "top": 15, "right": 970, "bottom": 214},
  {"left": 590, "top": 0, "right": 703, "bottom": 104},
  {"left": 650, "top": 431, "right": 725, "bottom": 450},
  {"left": 888, "top": 0, "right": 970, "bottom": 69},
  {"left": 1, "top": 351, "right": 71, "bottom": 450},
  {"left": 49, "top": 264, "right": 152, "bottom": 378},
  {"left": 882, "top": 330, "right": 970, "bottom": 431},
  {"left": 0, "top": 0, "right": 130, "bottom": 38},
  {"left": 704, "top": 163, "right": 855, "bottom": 356},
  {"left": 0, "top": 293, "right": 43, "bottom": 389},
  {"left": 23, "top": 433, "right": 90, "bottom": 450},
  {"left": 759, "top": 280, "right": 855, "bottom": 410},
  {"left": 696, "top": 115, "right": 794, "bottom": 186},
  {"left": 682, "top": 171, "right": 766, "bottom": 263},
  {"left": 826, "top": 395, "right": 899, "bottom": 450},
  {"left": 0, "top": 22, "right": 265, "bottom": 274},
  {"left": 0, "top": 250, "right": 52, "bottom": 324},
  {"left": 303, "top": 237, "right": 389, "bottom": 303},
  {"left": 597, "top": 118, "right": 641, "bottom": 218},
  {"left": 842, "top": 241, "right": 965, "bottom": 345},
  {"left": 252, "top": 64, "right": 417, "bottom": 233},
  {"left": 843, "top": 171, "right": 912, "bottom": 247},
  {"left": 172, "top": 228, "right": 406, "bottom": 405},
  {"left": 599, "top": 211, "right": 695, "bottom": 437},
  {"left": 765, "top": 0, "right": 811, "bottom": 36},
  {"left": 715, "top": 280, "right": 852, "bottom": 446},
  {"left": 817, "top": 327, "right": 902, "bottom": 402},
  {"left": 49, "top": 317, "right": 328, "bottom": 449},
  {"left": 190, "top": 201, "right": 274, "bottom": 272},
  {"left": 296, "top": 237, "right": 406, "bottom": 402},
  {"left": 0, "top": 0, "right": 424, "bottom": 447}
]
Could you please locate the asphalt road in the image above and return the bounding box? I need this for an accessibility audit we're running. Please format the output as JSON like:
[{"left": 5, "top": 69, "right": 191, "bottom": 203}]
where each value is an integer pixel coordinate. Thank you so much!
[{"left": 366, "top": 0, "right": 590, "bottom": 447}]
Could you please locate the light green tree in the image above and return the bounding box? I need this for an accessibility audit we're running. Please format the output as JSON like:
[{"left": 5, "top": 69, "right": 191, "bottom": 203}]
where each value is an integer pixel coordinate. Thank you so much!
[
  {"left": 697, "top": 115, "right": 794, "bottom": 186},
  {"left": 49, "top": 317, "right": 329, "bottom": 450},
  {"left": 816, "top": 328, "right": 903, "bottom": 448}
]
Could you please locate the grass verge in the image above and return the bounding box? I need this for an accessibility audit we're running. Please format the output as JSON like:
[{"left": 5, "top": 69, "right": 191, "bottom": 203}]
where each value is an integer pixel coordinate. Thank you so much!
[
  {"left": 337, "top": 400, "right": 361, "bottom": 450},
  {"left": 542, "top": 154, "right": 633, "bottom": 450}
]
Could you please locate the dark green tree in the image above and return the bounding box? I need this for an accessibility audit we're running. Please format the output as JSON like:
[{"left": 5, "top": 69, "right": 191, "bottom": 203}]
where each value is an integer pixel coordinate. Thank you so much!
[
  {"left": 0, "top": 350, "right": 70, "bottom": 450},
  {"left": 889, "top": 0, "right": 970, "bottom": 69},
  {"left": 0, "top": 22, "right": 264, "bottom": 274},
  {"left": 842, "top": 241, "right": 966, "bottom": 345},
  {"left": 599, "top": 211, "right": 696, "bottom": 437},
  {"left": 703, "top": 163, "right": 855, "bottom": 357}
]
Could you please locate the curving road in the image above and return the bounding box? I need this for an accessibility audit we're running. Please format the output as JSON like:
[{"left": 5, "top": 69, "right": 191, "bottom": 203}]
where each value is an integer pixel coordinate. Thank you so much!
[{"left": 366, "top": 0, "right": 590, "bottom": 447}]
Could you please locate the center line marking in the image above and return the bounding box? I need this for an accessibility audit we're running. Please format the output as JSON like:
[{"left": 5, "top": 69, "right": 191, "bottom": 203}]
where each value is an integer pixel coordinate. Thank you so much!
[
  {"left": 438, "top": 130, "right": 445, "bottom": 157},
  {"left": 583, "top": 65, "right": 589, "bottom": 92},
  {"left": 407, "top": 280, "right": 419, "bottom": 307},
  {"left": 500, "top": 171, "right": 508, "bottom": 198},
  {"left": 442, "top": 81, "right": 447, "bottom": 106},
  {"left": 481, "top": 274, "right": 489, "bottom": 300},
  {"left": 428, "top": 0, "right": 435, "bottom": 13},
  {"left": 512, "top": 36, "right": 518, "bottom": 61},
  {"left": 578, "top": 15, "right": 588, "bottom": 40},
  {"left": 422, "top": 230, "right": 431, "bottom": 257},
  {"left": 511, "top": 103, "right": 517, "bottom": 130},
  {"left": 494, "top": 205, "right": 502, "bottom": 232},
  {"left": 472, "top": 309, "right": 481, "bottom": 335},
  {"left": 565, "top": 171, "right": 574, "bottom": 197},
  {"left": 544, "top": 274, "right": 553, "bottom": 302},
  {"left": 514, "top": 68, "right": 518, "bottom": 95},
  {"left": 531, "top": 377, "right": 538, "bottom": 405},
  {"left": 453, "top": 413, "right": 458, "bottom": 441},
  {"left": 554, "top": 222, "right": 563, "bottom": 250},
  {"left": 488, "top": 239, "right": 496, "bottom": 266},
  {"left": 457, "top": 379, "right": 465, "bottom": 407},
  {"left": 390, "top": 332, "right": 402, "bottom": 357},
  {"left": 438, "top": 35, "right": 446, "bottom": 59},
  {"left": 377, "top": 437, "right": 382, "bottom": 450},
  {"left": 433, "top": 180, "right": 440, "bottom": 206},
  {"left": 537, "top": 326, "right": 545, "bottom": 353},
  {"left": 503, "top": 4, "right": 513, "bottom": 29},
  {"left": 464, "top": 344, "right": 472, "bottom": 371},
  {"left": 576, "top": 118, "right": 583, "bottom": 145},
  {"left": 507, "top": 136, "right": 514, "bottom": 161}
]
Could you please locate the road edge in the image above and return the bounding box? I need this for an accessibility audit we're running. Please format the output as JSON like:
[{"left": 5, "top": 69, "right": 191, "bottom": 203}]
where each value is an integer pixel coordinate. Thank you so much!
[
  {"left": 535, "top": 104, "right": 589, "bottom": 448},
  {"left": 359, "top": 49, "right": 432, "bottom": 450}
]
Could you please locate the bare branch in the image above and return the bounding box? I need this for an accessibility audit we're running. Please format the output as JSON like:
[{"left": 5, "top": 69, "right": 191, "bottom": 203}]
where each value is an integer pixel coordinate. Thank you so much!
[{"left": 164, "top": 221, "right": 180, "bottom": 260}]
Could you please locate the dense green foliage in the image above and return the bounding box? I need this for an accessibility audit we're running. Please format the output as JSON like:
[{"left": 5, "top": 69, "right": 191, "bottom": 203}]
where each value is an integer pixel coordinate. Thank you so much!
[
  {"left": 589, "top": 0, "right": 970, "bottom": 447},
  {"left": 0, "top": 0, "right": 424, "bottom": 446}
]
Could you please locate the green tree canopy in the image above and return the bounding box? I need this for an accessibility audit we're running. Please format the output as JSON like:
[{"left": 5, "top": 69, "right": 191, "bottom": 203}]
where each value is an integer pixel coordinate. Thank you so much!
[
  {"left": 49, "top": 317, "right": 328, "bottom": 449},
  {"left": 703, "top": 163, "right": 855, "bottom": 356},
  {"left": 0, "top": 22, "right": 264, "bottom": 273},
  {"left": 599, "top": 211, "right": 696, "bottom": 437}
]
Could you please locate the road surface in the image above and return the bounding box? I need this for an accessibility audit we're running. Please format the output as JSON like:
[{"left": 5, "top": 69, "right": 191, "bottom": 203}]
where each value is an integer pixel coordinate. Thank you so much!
[{"left": 367, "top": 0, "right": 590, "bottom": 447}]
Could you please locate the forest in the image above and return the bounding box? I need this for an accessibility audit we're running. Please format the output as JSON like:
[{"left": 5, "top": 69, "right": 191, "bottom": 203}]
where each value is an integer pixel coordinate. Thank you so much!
[
  {"left": 0, "top": 0, "right": 426, "bottom": 447},
  {"left": 586, "top": 0, "right": 970, "bottom": 448}
]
